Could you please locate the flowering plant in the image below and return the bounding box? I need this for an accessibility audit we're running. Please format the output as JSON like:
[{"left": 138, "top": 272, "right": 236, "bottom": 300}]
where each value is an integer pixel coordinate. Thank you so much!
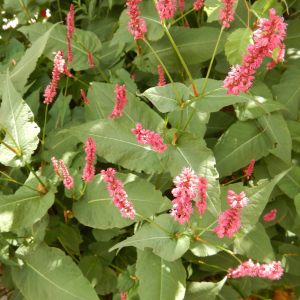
[{"left": 0, "top": 1, "right": 299, "bottom": 299}]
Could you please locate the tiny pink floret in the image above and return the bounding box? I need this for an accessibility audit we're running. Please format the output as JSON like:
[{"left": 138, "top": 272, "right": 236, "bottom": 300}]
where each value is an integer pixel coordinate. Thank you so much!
[
  {"left": 156, "top": 0, "right": 177, "bottom": 21},
  {"left": 157, "top": 65, "right": 166, "bottom": 86},
  {"left": 81, "top": 89, "right": 90, "bottom": 105},
  {"left": 263, "top": 209, "right": 277, "bottom": 222},
  {"left": 108, "top": 84, "right": 128, "bottom": 119},
  {"left": 193, "top": 0, "right": 205, "bottom": 11},
  {"left": 60, "top": 159, "right": 74, "bottom": 189},
  {"left": 244, "top": 159, "right": 255, "bottom": 179},
  {"left": 82, "top": 137, "right": 97, "bottom": 182}
]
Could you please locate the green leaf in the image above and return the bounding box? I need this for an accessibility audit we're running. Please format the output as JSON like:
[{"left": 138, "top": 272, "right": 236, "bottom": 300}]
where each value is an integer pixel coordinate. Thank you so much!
[
  {"left": 251, "top": 0, "right": 283, "bottom": 19},
  {"left": 134, "top": 27, "right": 228, "bottom": 73},
  {"left": 117, "top": 269, "right": 134, "bottom": 292},
  {"left": 218, "top": 286, "right": 240, "bottom": 300},
  {"left": 19, "top": 23, "right": 102, "bottom": 71},
  {"left": 10, "top": 289, "right": 26, "bottom": 300},
  {"left": 73, "top": 173, "right": 172, "bottom": 229},
  {"left": 284, "top": 20, "right": 300, "bottom": 67},
  {"left": 233, "top": 223, "right": 275, "bottom": 263},
  {"left": 0, "top": 73, "right": 40, "bottom": 167},
  {"left": 92, "top": 228, "right": 121, "bottom": 242},
  {"left": 12, "top": 243, "right": 99, "bottom": 300},
  {"left": 137, "top": 248, "right": 186, "bottom": 300},
  {"left": 185, "top": 276, "right": 227, "bottom": 300},
  {"left": 213, "top": 120, "right": 273, "bottom": 178},
  {"left": 0, "top": 177, "right": 54, "bottom": 232},
  {"left": 286, "top": 120, "right": 300, "bottom": 153},
  {"left": 94, "top": 267, "right": 117, "bottom": 295},
  {"left": 110, "top": 69, "right": 139, "bottom": 95},
  {"left": 225, "top": 28, "right": 253, "bottom": 66},
  {"left": 58, "top": 222, "right": 80, "bottom": 256},
  {"left": 295, "top": 193, "right": 300, "bottom": 220},
  {"left": 205, "top": 112, "right": 234, "bottom": 138},
  {"left": 78, "top": 256, "right": 102, "bottom": 288},
  {"left": 10, "top": 23, "right": 58, "bottom": 92},
  {"left": 109, "top": 214, "right": 190, "bottom": 261}
]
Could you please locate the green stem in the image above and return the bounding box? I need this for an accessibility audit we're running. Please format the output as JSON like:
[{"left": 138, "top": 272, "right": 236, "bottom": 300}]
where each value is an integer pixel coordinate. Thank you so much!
[
  {"left": 56, "top": 0, "right": 63, "bottom": 21},
  {"left": 0, "top": 123, "right": 21, "bottom": 154},
  {"left": 55, "top": 198, "right": 67, "bottom": 210},
  {"left": 92, "top": 53, "right": 117, "bottom": 77},
  {"left": 191, "top": 227, "right": 213, "bottom": 231},
  {"left": 81, "top": 181, "right": 87, "bottom": 194},
  {"left": 187, "top": 260, "right": 228, "bottom": 272},
  {"left": 97, "top": 256, "right": 125, "bottom": 273},
  {"left": 171, "top": 8, "right": 195, "bottom": 25},
  {"left": 73, "top": 76, "right": 90, "bottom": 87},
  {"left": 0, "top": 139, "right": 20, "bottom": 156},
  {"left": 177, "top": 109, "right": 184, "bottom": 134},
  {"left": 155, "top": 173, "right": 163, "bottom": 190},
  {"left": 95, "top": 65, "right": 109, "bottom": 83},
  {"left": 41, "top": 103, "right": 48, "bottom": 174},
  {"left": 158, "top": 176, "right": 172, "bottom": 190},
  {"left": 58, "top": 237, "right": 79, "bottom": 263},
  {"left": 136, "top": 213, "right": 176, "bottom": 238},
  {"left": 0, "top": 176, "right": 42, "bottom": 194},
  {"left": 25, "top": 162, "right": 46, "bottom": 189},
  {"left": 143, "top": 39, "right": 182, "bottom": 105},
  {"left": 146, "top": 173, "right": 154, "bottom": 182},
  {"left": 222, "top": 175, "right": 246, "bottom": 186},
  {"left": 211, "top": 242, "right": 242, "bottom": 263}
]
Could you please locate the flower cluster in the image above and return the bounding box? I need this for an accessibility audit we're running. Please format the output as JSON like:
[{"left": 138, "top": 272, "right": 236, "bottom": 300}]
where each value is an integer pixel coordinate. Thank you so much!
[
  {"left": 193, "top": 0, "right": 205, "bottom": 11},
  {"left": 108, "top": 84, "right": 128, "bottom": 119},
  {"left": 51, "top": 157, "right": 61, "bottom": 178},
  {"left": 156, "top": 0, "right": 177, "bottom": 21},
  {"left": 43, "top": 50, "right": 72, "bottom": 104},
  {"left": 223, "top": 9, "right": 287, "bottom": 95},
  {"left": 120, "top": 292, "right": 128, "bottom": 300},
  {"left": 214, "top": 191, "right": 248, "bottom": 238},
  {"left": 81, "top": 89, "right": 90, "bottom": 105},
  {"left": 101, "top": 168, "right": 136, "bottom": 219},
  {"left": 66, "top": 4, "right": 75, "bottom": 63},
  {"left": 263, "top": 209, "right": 277, "bottom": 221},
  {"left": 126, "top": 0, "right": 147, "bottom": 40},
  {"left": 88, "top": 51, "right": 95, "bottom": 68},
  {"left": 219, "top": 0, "right": 236, "bottom": 28},
  {"left": 51, "top": 157, "right": 74, "bottom": 189},
  {"left": 82, "top": 137, "right": 96, "bottom": 182},
  {"left": 131, "top": 123, "right": 168, "bottom": 154},
  {"left": 228, "top": 259, "right": 284, "bottom": 280},
  {"left": 157, "top": 65, "right": 166, "bottom": 86},
  {"left": 195, "top": 176, "right": 208, "bottom": 216},
  {"left": 179, "top": 0, "right": 185, "bottom": 15},
  {"left": 244, "top": 159, "right": 255, "bottom": 179}
]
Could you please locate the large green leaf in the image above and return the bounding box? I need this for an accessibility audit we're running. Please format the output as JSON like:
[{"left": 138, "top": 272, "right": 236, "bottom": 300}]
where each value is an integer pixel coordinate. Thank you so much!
[
  {"left": 109, "top": 214, "right": 190, "bottom": 261},
  {"left": 73, "top": 173, "right": 172, "bottom": 229},
  {"left": 213, "top": 120, "right": 273, "bottom": 178},
  {"left": 0, "top": 177, "right": 54, "bottom": 232},
  {"left": 286, "top": 120, "right": 300, "bottom": 153},
  {"left": 19, "top": 23, "right": 102, "bottom": 71},
  {"left": 284, "top": 20, "right": 300, "bottom": 66},
  {"left": 10, "top": 23, "right": 58, "bottom": 92},
  {"left": 137, "top": 248, "right": 186, "bottom": 300},
  {"left": 78, "top": 256, "right": 102, "bottom": 288},
  {"left": 184, "top": 277, "right": 227, "bottom": 300},
  {"left": 12, "top": 243, "right": 99, "bottom": 300},
  {"left": 134, "top": 27, "right": 228, "bottom": 73},
  {"left": 0, "top": 73, "right": 40, "bottom": 167},
  {"left": 251, "top": 0, "right": 283, "bottom": 18},
  {"left": 225, "top": 28, "right": 253, "bottom": 66}
]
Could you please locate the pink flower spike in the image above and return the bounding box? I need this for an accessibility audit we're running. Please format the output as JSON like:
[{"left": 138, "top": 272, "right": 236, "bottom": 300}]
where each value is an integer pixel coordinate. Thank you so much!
[
  {"left": 82, "top": 137, "right": 97, "bottom": 182},
  {"left": 120, "top": 292, "right": 128, "bottom": 300},
  {"left": 219, "top": 0, "right": 236, "bottom": 28},
  {"left": 60, "top": 160, "right": 74, "bottom": 189},
  {"left": 244, "top": 159, "right": 255, "bottom": 179},
  {"left": 263, "top": 209, "right": 277, "bottom": 222},
  {"left": 131, "top": 73, "right": 136, "bottom": 80},
  {"left": 184, "top": 21, "right": 189, "bottom": 28},
  {"left": 193, "top": 0, "right": 205, "bottom": 11},
  {"left": 81, "top": 89, "right": 90, "bottom": 105},
  {"left": 156, "top": 0, "right": 177, "bottom": 21},
  {"left": 51, "top": 157, "right": 62, "bottom": 178},
  {"left": 108, "top": 84, "right": 128, "bottom": 119},
  {"left": 227, "top": 190, "right": 249, "bottom": 209},
  {"left": 195, "top": 176, "right": 208, "bottom": 216},
  {"left": 88, "top": 51, "right": 95, "bottom": 68},
  {"left": 179, "top": 0, "right": 185, "bottom": 15},
  {"left": 101, "top": 168, "right": 136, "bottom": 219},
  {"left": 157, "top": 65, "right": 166, "bottom": 86},
  {"left": 131, "top": 123, "right": 168, "bottom": 153},
  {"left": 66, "top": 4, "right": 75, "bottom": 63}
]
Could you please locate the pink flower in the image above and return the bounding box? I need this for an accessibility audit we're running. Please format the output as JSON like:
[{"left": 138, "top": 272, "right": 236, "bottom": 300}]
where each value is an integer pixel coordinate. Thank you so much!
[
  {"left": 179, "top": 0, "right": 185, "bottom": 14},
  {"left": 244, "top": 159, "right": 255, "bottom": 179},
  {"left": 131, "top": 73, "right": 136, "bottom": 80},
  {"left": 227, "top": 190, "right": 249, "bottom": 209},
  {"left": 131, "top": 123, "right": 168, "bottom": 154},
  {"left": 120, "top": 292, "right": 128, "bottom": 300},
  {"left": 267, "top": 44, "right": 286, "bottom": 70},
  {"left": 66, "top": 4, "right": 75, "bottom": 63},
  {"left": 156, "top": 0, "right": 177, "bottom": 21},
  {"left": 60, "top": 160, "right": 74, "bottom": 189},
  {"left": 219, "top": 0, "right": 236, "bottom": 28},
  {"left": 263, "top": 209, "right": 277, "bottom": 222},
  {"left": 193, "top": 0, "right": 205, "bottom": 11},
  {"left": 82, "top": 137, "right": 96, "bottom": 182},
  {"left": 157, "top": 65, "right": 166, "bottom": 86},
  {"left": 51, "top": 157, "right": 62, "bottom": 178},
  {"left": 258, "top": 261, "right": 283, "bottom": 280},
  {"left": 170, "top": 167, "right": 198, "bottom": 224},
  {"left": 81, "top": 89, "right": 90, "bottom": 105},
  {"left": 88, "top": 51, "right": 95, "bottom": 68},
  {"left": 184, "top": 21, "right": 189, "bottom": 28},
  {"left": 101, "top": 168, "right": 136, "bottom": 219},
  {"left": 126, "top": 0, "right": 147, "bottom": 40},
  {"left": 195, "top": 176, "right": 208, "bottom": 216},
  {"left": 108, "top": 84, "right": 128, "bottom": 119}
]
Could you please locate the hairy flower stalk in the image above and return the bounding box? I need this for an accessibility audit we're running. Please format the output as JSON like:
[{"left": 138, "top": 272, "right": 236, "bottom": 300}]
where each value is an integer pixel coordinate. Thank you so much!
[
  {"left": 87, "top": 51, "right": 95, "bottom": 68},
  {"left": 60, "top": 160, "right": 74, "bottom": 189},
  {"left": 108, "top": 84, "right": 128, "bottom": 119},
  {"left": 263, "top": 209, "right": 277, "bottom": 221},
  {"left": 131, "top": 123, "right": 168, "bottom": 153},
  {"left": 156, "top": 0, "right": 177, "bottom": 21},
  {"left": 219, "top": 0, "right": 236, "bottom": 28},
  {"left": 126, "top": 0, "right": 147, "bottom": 40},
  {"left": 101, "top": 168, "right": 136, "bottom": 219},
  {"left": 43, "top": 50, "right": 72, "bottom": 104},
  {"left": 82, "top": 137, "right": 96, "bottom": 182},
  {"left": 223, "top": 9, "right": 287, "bottom": 95},
  {"left": 81, "top": 89, "right": 90, "bottom": 105},
  {"left": 157, "top": 65, "right": 166, "bottom": 86},
  {"left": 66, "top": 4, "right": 75, "bottom": 63},
  {"left": 195, "top": 176, "right": 208, "bottom": 216},
  {"left": 227, "top": 259, "right": 284, "bottom": 280},
  {"left": 244, "top": 159, "right": 255, "bottom": 179},
  {"left": 193, "top": 0, "right": 205, "bottom": 11}
]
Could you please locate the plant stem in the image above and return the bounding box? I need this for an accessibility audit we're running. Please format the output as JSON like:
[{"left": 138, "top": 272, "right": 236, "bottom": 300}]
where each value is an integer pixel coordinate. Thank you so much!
[
  {"left": 177, "top": 109, "right": 184, "bottom": 134},
  {"left": 25, "top": 162, "right": 47, "bottom": 189},
  {"left": 171, "top": 8, "right": 195, "bottom": 25},
  {"left": 191, "top": 227, "right": 213, "bottom": 231},
  {"left": 41, "top": 103, "right": 48, "bottom": 175},
  {"left": 184, "top": 88, "right": 225, "bottom": 108},
  {"left": 97, "top": 256, "right": 125, "bottom": 273},
  {"left": 222, "top": 175, "right": 246, "bottom": 186},
  {"left": 143, "top": 39, "right": 182, "bottom": 105},
  {"left": 58, "top": 237, "right": 80, "bottom": 263},
  {"left": 159, "top": 176, "right": 172, "bottom": 190},
  {"left": 155, "top": 173, "right": 163, "bottom": 190},
  {"left": 0, "top": 140, "right": 20, "bottom": 156},
  {"left": 92, "top": 53, "right": 117, "bottom": 77},
  {"left": 0, "top": 175, "right": 42, "bottom": 194},
  {"left": 187, "top": 259, "right": 228, "bottom": 272},
  {"left": 55, "top": 198, "right": 68, "bottom": 210},
  {"left": 136, "top": 213, "right": 176, "bottom": 238},
  {"left": 0, "top": 123, "right": 21, "bottom": 154},
  {"left": 243, "top": 0, "right": 250, "bottom": 29},
  {"left": 56, "top": 0, "right": 63, "bottom": 21},
  {"left": 73, "top": 76, "right": 90, "bottom": 87}
]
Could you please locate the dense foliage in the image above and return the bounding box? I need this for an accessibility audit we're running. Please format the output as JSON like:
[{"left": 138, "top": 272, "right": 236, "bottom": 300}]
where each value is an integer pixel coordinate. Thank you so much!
[{"left": 0, "top": 0, "right": 300, "bottom": 299}]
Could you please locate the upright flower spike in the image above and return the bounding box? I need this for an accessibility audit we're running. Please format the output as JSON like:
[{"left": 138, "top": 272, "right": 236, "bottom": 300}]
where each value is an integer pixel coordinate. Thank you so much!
[
  {"left": 179, "top": 0, "right": 185, "bottom": 15},
  {"left": 263, "top": 209, "right": 277, "bottom": 222},
  {"left": 101, "top": 168, "right": 136, "bottom": 219},
  {"left": 131, "top": 123, "right": 168, "bottom": 154},
  {"left": 81, "top": 89, "right": 90, "bottom": 105},
  {"left": 195, "top": 176, "right": 208, "bottom": 216},
  {"left": 227, "top": 191, "right": 249, "bottom": 209},
  {"left": 87, "top": 51, "right": 95, "bottom": 68},
  {"left": 66, "top": 4, "right": 75, "bottom": 63},
  {"left": 82, "top": 137, "right": 97, "bottom": 182},
  {"left": 126, "top": 0, "right": 147, "bottom": 40},
  {"left": 51, "top": 157, "right": 62, "bottom": 178},
  {"left": 60, "top": 160, "right": 74, "bottom": 189},
  {"left": 244, "top": 159, "right": 255, "bottom": 179},
  {"left": 193, "top": 0, "right": 205, "bottom": 11},
  {"left": 157, "top": 65, "right": 166, "bottom": 86},
  {"left": 219, "top": 0, "right": 236, "bottom": 28},
  {"left": 108, "top": 84, "right": 128, "bottom": 119},
  {"left": 156, "top": 0, "right": 177, "bottom": 21}
]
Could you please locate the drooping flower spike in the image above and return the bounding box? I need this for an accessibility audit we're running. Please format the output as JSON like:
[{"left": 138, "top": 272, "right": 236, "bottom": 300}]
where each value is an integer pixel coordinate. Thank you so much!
[
  {"left": 263, "top": 209, "right": 277, "bottom": 222},
  {"left": 108, "top": 84, "right": 128, "bottom": 119},
  {"left": 244, "top": 159, "right": 255, "bottom": 179},
  {"left": 82, "top": 137, "right": 96, "bottom": 182},
  {"left": 87, "top": 51, "right": 95, "bottom": 68},
  {"left": 66, "top": 4, "right": 75, "bottom": 63},
  {"left": 156, "top": 0, "right": 177, "bottom": 21},
  {"left": 60, "top": 159, "right": 74, "bottom": 189},
  {"left": 219, "top": 0, "right": 236, "bottom": 28},
  {"left": 101, "top": 168, "right": 136, "bottom": 219},
  {"left": 157, "top": 65, "right": 166, "bottom": 86},
  {"left": 81, "top": 89, "right": 90, "bottom": 105}
]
